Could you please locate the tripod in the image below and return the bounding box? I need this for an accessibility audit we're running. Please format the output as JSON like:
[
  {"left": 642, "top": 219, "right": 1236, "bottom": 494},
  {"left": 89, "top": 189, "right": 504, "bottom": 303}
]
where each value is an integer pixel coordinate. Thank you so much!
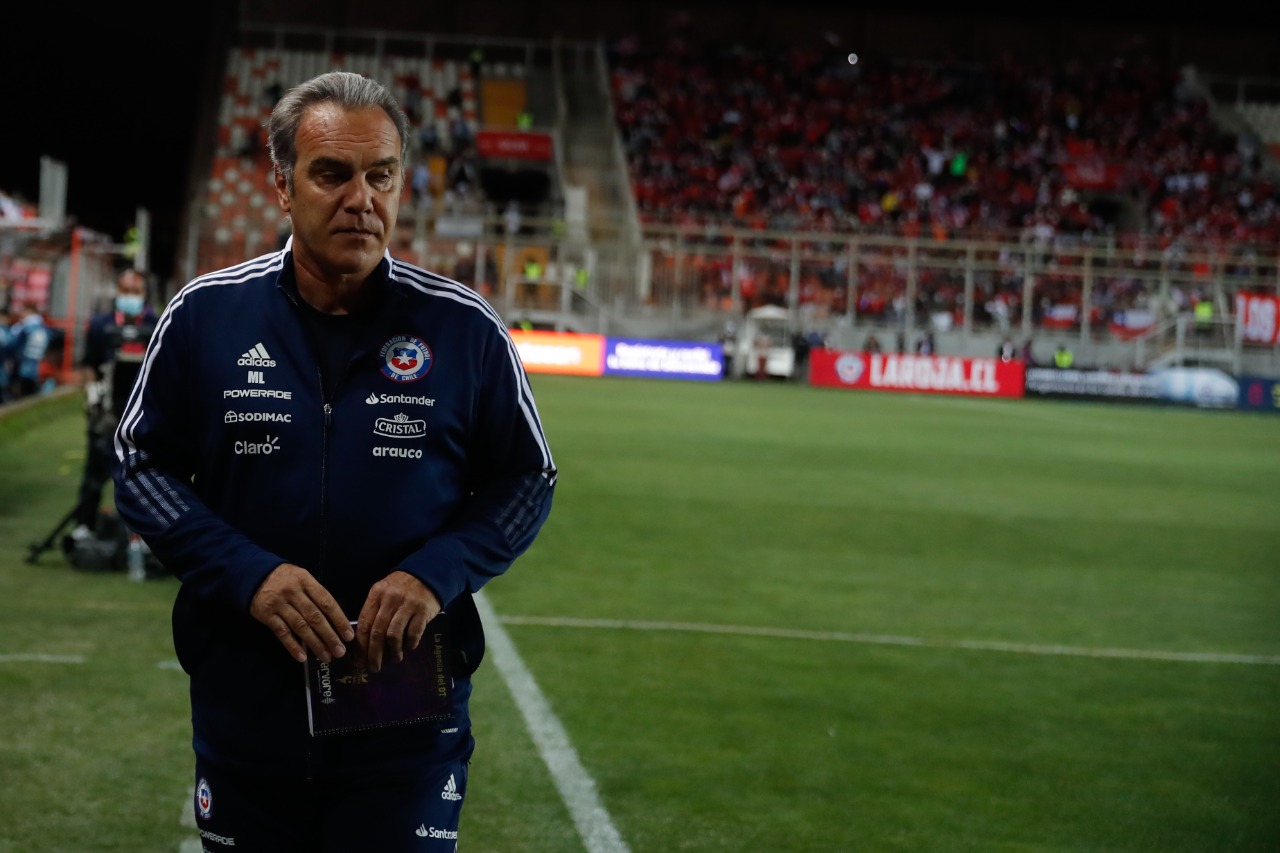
[
  {"left": 27, "top": 382, "right": 116, "bottom": 565},
  {"left": 26, "top": 503, "right": 85, "bottom": 564}
]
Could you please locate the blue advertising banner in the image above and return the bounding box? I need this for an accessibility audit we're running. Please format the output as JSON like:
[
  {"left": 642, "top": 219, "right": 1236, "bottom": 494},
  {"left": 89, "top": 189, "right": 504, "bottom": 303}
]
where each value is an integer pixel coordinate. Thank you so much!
[
  {"left": 1237, "top": 376, "right": 1280, "bottom": 413},
  {"left": 602, "top": 339, "right": 724, "bottom": 381}
]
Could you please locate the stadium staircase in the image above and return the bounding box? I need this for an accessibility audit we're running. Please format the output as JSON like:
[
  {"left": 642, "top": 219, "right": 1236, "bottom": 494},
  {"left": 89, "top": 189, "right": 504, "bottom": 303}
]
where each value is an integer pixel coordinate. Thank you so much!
[
  {"left": 1191, "top": 69, "right": 1280, "bottom": 178},
  {"left": 495, "top": 40, "right": 649, "bottom": 336},
  {"left": 1136, "top": 315, "right": 1244, "bottom": 373}
]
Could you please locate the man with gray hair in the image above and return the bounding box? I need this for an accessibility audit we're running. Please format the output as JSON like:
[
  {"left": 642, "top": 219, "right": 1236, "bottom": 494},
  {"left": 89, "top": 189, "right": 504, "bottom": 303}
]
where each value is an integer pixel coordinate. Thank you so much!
[{"left": 114, "top": 70, "right": 557, "bottom": 850}]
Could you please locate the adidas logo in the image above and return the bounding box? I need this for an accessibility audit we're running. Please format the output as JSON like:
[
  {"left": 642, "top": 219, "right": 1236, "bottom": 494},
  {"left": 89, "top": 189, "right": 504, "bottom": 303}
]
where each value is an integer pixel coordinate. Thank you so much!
[
  {"left": 440, "top": 773, "right": 462, "bottom": 801},
  {"left": 237, "top": 343, "right": 276, "bottom": 368}
]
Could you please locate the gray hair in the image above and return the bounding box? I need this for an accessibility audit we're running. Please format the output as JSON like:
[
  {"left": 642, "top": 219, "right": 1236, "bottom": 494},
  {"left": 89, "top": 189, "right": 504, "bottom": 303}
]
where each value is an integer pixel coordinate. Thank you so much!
[{"left": 267, "top": 70, "right": 411, "bottom": 193}]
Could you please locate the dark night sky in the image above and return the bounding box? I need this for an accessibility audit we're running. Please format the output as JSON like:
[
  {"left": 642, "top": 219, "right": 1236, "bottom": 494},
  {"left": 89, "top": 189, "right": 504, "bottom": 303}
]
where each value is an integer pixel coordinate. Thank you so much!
[{"left": 0, "top": 12, "right": 233, "bottom": 280}]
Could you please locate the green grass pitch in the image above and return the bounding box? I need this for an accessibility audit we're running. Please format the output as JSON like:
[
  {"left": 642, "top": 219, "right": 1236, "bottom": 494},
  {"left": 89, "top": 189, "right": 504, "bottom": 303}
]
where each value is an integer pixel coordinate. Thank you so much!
[{"left": 1, "top": 378, "right": 1277, "bottom": 851}]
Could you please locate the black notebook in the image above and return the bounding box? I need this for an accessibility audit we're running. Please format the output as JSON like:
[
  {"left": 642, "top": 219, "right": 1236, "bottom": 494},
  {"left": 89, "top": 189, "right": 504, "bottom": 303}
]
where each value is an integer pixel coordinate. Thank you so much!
[{"left": 305, "top": 619, "right": 454, "bottom": 736}]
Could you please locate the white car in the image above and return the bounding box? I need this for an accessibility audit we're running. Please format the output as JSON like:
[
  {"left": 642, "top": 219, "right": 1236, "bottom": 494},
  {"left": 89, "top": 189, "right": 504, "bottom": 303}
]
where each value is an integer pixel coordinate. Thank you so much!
[
  {"left": 732, "top": 306, "right": 796, "bottom": 380},
  {"left": 1152, "top": 367, "right": 1239, "bottom": 409}
]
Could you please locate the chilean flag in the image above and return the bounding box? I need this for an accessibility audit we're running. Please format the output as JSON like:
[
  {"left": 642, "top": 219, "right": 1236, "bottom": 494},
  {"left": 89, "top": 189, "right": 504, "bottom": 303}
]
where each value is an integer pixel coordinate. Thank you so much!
[{"left": 1041, "top": 304, "right": 1079, "bottom": 329}]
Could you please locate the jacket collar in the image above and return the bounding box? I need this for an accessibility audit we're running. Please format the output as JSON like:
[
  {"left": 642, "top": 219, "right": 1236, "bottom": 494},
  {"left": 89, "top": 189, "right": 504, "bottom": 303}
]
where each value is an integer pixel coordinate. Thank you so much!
[{"left": 274, "top": 237, "right": 397, "bottom": 311}]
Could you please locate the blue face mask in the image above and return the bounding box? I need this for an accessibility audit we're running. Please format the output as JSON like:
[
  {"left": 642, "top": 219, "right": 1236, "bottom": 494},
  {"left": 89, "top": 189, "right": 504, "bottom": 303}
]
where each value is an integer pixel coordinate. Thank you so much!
[{"left": 115, "top": 295, "right": 144, "bottom": 316}]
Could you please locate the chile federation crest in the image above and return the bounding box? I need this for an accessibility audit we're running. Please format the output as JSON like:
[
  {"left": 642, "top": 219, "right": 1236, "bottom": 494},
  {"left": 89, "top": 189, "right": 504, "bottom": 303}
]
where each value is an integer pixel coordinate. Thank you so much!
[
  {"left": 380, "top": 334, "right": 433, "bottom": 383},
  {"left": 196, "top": 777, "right": 213, "bottom": 820}
]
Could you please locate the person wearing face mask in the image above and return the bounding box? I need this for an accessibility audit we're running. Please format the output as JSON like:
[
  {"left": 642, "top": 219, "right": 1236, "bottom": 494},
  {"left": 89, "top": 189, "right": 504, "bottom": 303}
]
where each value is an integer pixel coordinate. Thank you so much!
[
  {"left": 6, "top": 301, "right": 51, "bottom": 400},
  {"left": 68, "top": 267, "right": 159, "bottom": 541}
]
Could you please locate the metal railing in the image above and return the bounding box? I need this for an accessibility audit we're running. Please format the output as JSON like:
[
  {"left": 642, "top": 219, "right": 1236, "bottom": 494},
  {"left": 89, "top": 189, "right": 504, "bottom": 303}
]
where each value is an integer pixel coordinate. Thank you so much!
[{"left": 368, "top": 211, "right": 1280, "bottom": 359}]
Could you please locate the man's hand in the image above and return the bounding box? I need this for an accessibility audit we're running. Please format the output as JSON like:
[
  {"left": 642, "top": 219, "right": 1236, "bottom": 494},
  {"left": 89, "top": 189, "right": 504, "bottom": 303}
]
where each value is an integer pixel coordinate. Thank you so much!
[
  {"left": 249, "top": 563, "right": 354, "bottom": 664},
  {"left": 356, "top": 571, "right": 441, "bottom": 672}
]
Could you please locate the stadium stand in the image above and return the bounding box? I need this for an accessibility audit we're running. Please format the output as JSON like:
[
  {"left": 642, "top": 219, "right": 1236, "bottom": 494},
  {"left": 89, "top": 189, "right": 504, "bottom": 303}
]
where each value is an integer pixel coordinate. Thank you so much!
[
  {"left": 607, "top": 39, "right": 1279, "bottom": 246},
  {"left": 596, "top": 34, "right": 1279, "bottom": 365},
  {"left": 6, "top": 7, "right": 1279, "bottom": 382}
]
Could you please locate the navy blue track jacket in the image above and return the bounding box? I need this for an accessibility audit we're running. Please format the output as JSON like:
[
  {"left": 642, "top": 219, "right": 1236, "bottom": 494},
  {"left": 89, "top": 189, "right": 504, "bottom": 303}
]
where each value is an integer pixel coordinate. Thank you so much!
[{"left": 112, "top": 243, "right": 556, "bottom": 775}]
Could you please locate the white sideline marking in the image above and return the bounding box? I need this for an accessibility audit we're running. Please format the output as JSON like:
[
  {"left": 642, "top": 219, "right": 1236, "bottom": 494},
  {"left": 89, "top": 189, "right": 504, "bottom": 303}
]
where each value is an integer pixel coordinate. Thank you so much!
[
  {"left": 178, "top": 784, "right": 201, "bottom": 853},
  {"left": 0, "top": 653, "right": 85, "bottom": 664},
  {"left": 180, "top": 789, "right": 195, "bottom": 828},
  {"left": 498, "top": 615, "right": 1280, "bottom": 666},
  {"left": 476, "top": 591, "right": 630, "bottom": 852}
]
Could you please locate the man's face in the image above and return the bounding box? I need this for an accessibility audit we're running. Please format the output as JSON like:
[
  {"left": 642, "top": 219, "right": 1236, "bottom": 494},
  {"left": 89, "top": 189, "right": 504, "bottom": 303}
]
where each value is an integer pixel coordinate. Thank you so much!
[
  {"left": 276, "top": 103, "right": 402, "bottom": 282},
  {"left": 117, "top": 271, "right": 145, "bottom": 297}
]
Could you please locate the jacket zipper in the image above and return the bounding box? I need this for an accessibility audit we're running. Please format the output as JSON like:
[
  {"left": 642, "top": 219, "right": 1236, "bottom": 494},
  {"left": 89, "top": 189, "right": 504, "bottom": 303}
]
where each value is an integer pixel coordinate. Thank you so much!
[{"left": 307, "top": 383, "right": 334, "bottom": 782}]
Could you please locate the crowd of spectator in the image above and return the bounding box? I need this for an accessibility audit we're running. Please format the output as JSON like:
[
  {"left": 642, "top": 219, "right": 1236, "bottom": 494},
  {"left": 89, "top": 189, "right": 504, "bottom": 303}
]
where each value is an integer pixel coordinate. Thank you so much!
[
  {"left": 7, "top": 36, "right": 1274, "bottom": 360},
  {"left": 1, "top": 194, "right": 54, "bottom": 403},
  {"left": 0, "top": 300, "right": 52, "bottom": 404},
  {"left": 607, "top": 34, "right": 1277, "bottom": 332},
  {"left": 608, "top": 35, "right": 1278, "bottom": 248}
]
